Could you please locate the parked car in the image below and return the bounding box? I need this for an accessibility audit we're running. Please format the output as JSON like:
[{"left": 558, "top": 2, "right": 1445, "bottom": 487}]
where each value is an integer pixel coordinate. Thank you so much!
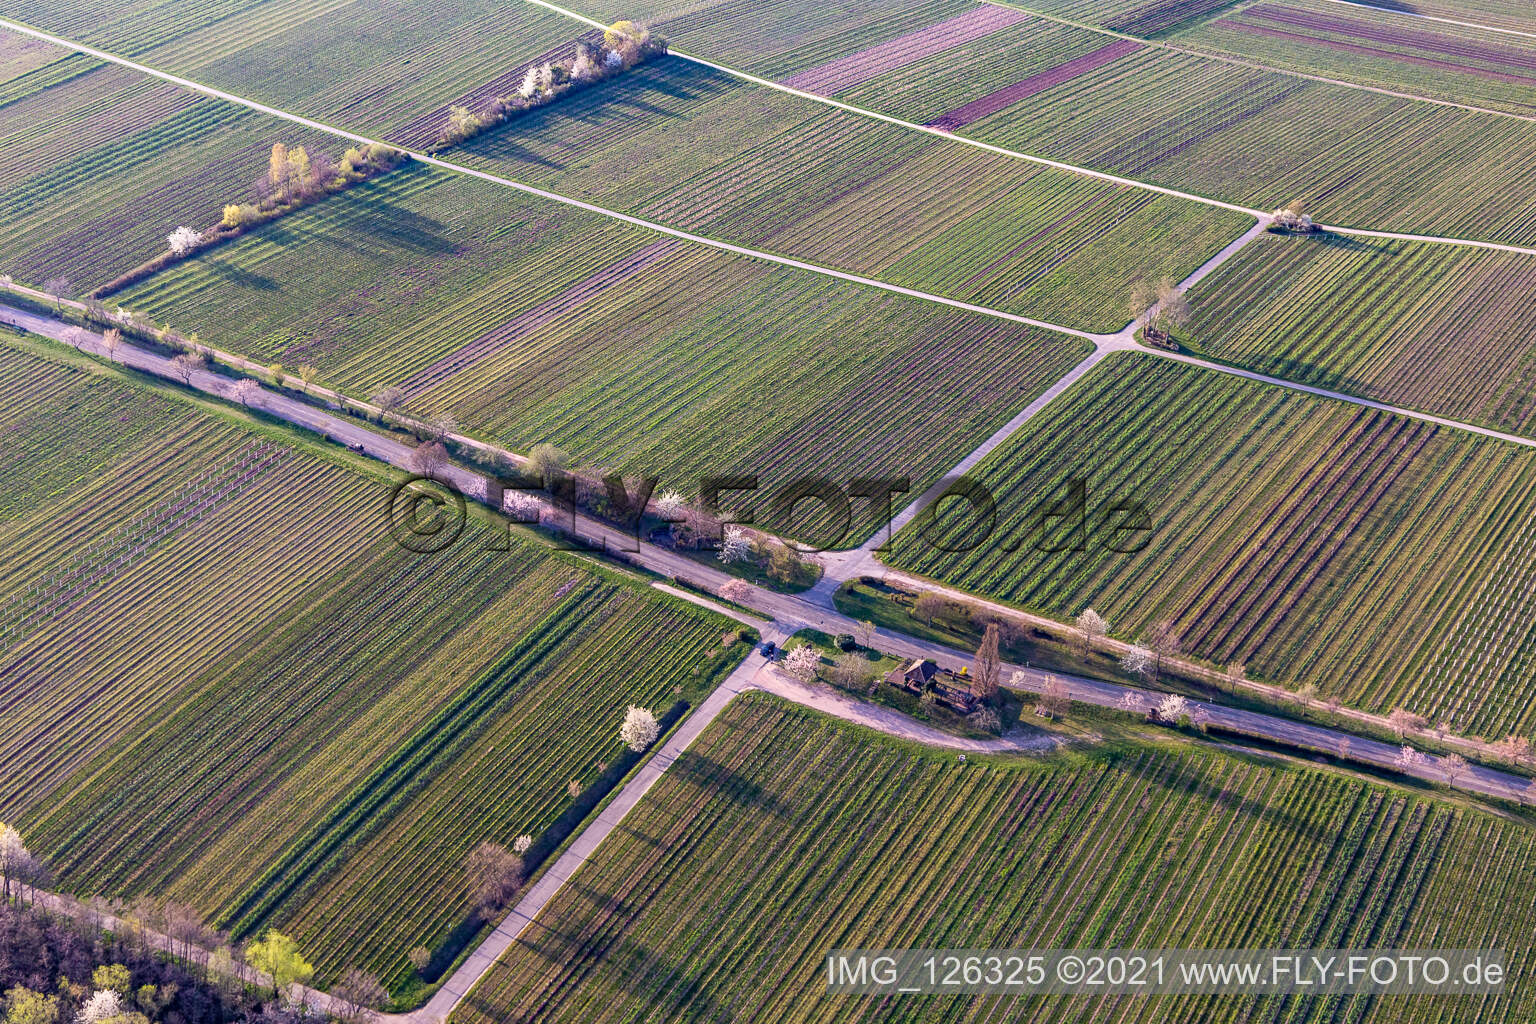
[{"left": 760, "top": 641, "right": 776, "bottom": 659}]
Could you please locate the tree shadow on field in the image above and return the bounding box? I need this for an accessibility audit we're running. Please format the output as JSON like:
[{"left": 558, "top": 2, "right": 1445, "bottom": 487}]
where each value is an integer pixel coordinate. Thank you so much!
[
  {"left": 202, "top": 260, "right": 279, "bottom": 291},
  {"left": 1250, "top": 356, "right": 1375, "bottom": 401},
  {"left": 461, "top": 57, "right": 727, "bottom": 169},
  {"left": 504, "top": 900, "right": 735, "bottom": 1020},
  {"left": 1310, "top": 231, "right": 1395, "bottom": 255},
  {"left": 664, "top": 754, "right": 794, "bottom": 819},
  {"left": 1137, "top": 753, "right": 1334, "bottom": 848},
  {"left": 269, "top": 195, "right": 460, "bottom": 257}
]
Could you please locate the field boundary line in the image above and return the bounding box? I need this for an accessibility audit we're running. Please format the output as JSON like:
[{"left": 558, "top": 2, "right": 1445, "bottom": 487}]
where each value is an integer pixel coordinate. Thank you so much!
[
  {"left": 1316, "top": 0, "right": 1536, "bottom": 41},
  {"left": 0, "top": 14, "right": 1129, "bottom": 342},
  {"left": 521, "top": 0, "right": 1536, "bottom": 253},
  {"left": 7, "top": 309, "right": 1536, "bottom": 1024},
  {"left": 404, "top": 630, "right": 788, "bottom": 1024},
  {"left": 975, "top": 0, "right": 1536, "bottom": 123},
  {"left": 1134, "top": 343, "right": 1536, "bottom": 449},
  {"left": 520, "top": 0, "right": 1267, "bottom": 216},
  {"left": 829, "top": 215, "right": 1270, "bottom": 572}
]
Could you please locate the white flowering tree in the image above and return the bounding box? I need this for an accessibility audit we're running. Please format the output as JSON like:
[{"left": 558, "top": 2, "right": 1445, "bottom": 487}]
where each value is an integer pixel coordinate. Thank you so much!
[
  {"left": 784, "top": 644, "right": 821, "bottom": 682},
  {"left": 651, "top": 489, "right": 686, "bottom": 520},
  {"left": 620, "top": 706, "right": 659, "bottom": 752},
  {"left": 75, "top": 990, "right": 123, "bottom": 1024},
  {"left": 1075, "top": 608, "right": 1107, "bottom": 647},
  {"left": 518, "top": 65, "right": 541, "bottom": 99},
  {"left": 231, "top": 379, "right": 262, "bottom": 407},
  {"left": 167, "top": 226, "right": 202, "bottom": 255},
  {"left": 719, "top": 525, "right": 753, "bottom": 564},
  {"left": 1395, "top": 744, "right": 1422, "bottom": 770},
  {"left": 1156, "top": 692, "right": 1189, "bottom": 722},
  {"left": 512, "top": 834, "right": 533, "bottom": 855},
  {"left": 1121, "top": 644, "right": 1153, "bottom": 679},
  {"left": 604, "top": 49, "right": 624, "bottom": 69},
  {"left": 504, "top": 490, "right": 543, "bottom": 523},
  {"left": 718, "top": 578, "right": 754, "bottom": 604},
  {"left": 0, "top": 823, "right": 38, "bottom": 899}
]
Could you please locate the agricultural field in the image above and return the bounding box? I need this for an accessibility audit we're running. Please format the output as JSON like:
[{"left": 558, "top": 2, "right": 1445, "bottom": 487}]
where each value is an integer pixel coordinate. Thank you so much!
[
  {"left": 0, "top": 0, "right": 584, "bottom": 141},
  {"left": 1178, "top": 0, "right": 1536, "bottom": 115},
  {"left": 111, "top": 161, "right": 1096, "bottom": 544},
  {"left": 452, "top": 694, "right": 1536, "bottom": 1024},
  {"left": 1184, "top": 231, "right": 1536, "bottom": 436},
  {"left": 1009, "top": 0, "right": 1244, "bottom": 36},
  {"left": 888, "top": 354, "right": 1536, "bottom": 737},
  {"left": 0, "top": 32, "right": 337, "bottom": 289},
  {"left": 447, "top": 58, "right": 1250, "bottom": 332},
  {"left": 548, "top": 0, "right": 985, "bottom": 79},
  {"left": 765, "top": 7, "right": 1536, "bottom": 244},
  {"left": 0, "top": 329, "right": 747, "bottom": 993}
]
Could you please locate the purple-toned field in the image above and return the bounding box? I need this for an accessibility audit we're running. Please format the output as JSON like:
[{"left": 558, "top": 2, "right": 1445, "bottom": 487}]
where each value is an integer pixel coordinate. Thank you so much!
[
  {"left": 781, "top": 6, "right": 1027, "bottom": 95},
  {"left": 1218, "top": 4, "right": 1536, "bottom": 86},
  {"left": 928, "top": 38, "right": 1145, "bottom": 131}
]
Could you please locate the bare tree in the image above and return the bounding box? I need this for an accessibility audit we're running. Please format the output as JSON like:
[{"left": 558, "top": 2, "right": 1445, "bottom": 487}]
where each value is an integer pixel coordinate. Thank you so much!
[
  {"left": 1145, "top": 619, "right": 1181, "bottom": 681},
  {"left": 1038, "top": 675, "right": 1070, "bottom": 719},
  {"left": 372, "top": 385, "right": 407, "bottom": 423},
  {"left": 41, "top": 275, "right": 72, "bottom": 312},
  {"left": 409, "top": 441, "right": 449, "bottom": 479},
  {"left": 333, "top": 967, "right": 387, "bottom": 1023},
  {"left": 912, "top": 592, "right": 946, "bottom": 628},
  {"left": 1128, "top": 279, "right": 1156, "bottom": 335},
  {"left": 1493, "top": 733, "right": 1531, "bottom": 766},
  {"left": 973, "top": 623, "right": 1001, "bottom": 706},
  {"left": 1441, "top": 752, "right": 1470, "bottom": 788},
  {"left": 463, "top": 841, "right": 524, "bottom": 919},
  {"left": 170, "top": 352, "right": 205, "bottom": 386},
  {"left": 408, "top": 946, "right": 432, "bottom": 974},
  {"left": 1153, "top": 277, "right": 1192, "bottom": 340},
  {"left": 424, "top": 412, "right": 458, "bottom": 443},
  {"left": 830, "top": 651, "right": 874, "bottom": 692},
  {"left": 854, "top": 619, "right": 876, "bottom": 651},
  {"left": 101, "top": 328, "right": 123, "bottom": 363},
  {"left": 1387, "top": 708, "right": 1427, "bottom": 740}
]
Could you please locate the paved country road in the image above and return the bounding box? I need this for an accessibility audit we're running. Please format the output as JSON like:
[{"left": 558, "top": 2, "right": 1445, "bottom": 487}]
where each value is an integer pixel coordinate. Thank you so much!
[
  {"left": 9, "top": 304, "right": 1535, "bottom": 1024},
  {"left": 7, "top": 300, "right": 1530, "bottom": 810}
]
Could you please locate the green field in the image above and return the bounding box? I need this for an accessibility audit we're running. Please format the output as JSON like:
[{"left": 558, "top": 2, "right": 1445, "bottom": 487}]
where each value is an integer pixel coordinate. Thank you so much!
[
  {"left": 1176, "top": 0, "right": 1536, "bottom": 116},
  {"left": 0, "top": 330, "right": 747, "bottom": 993},
  {"left": 561, "top": 0, "right": 984, "bottom": 78},
  {"left": 452, "top": 694, "right": 1536, "bottom": 1023},
  {"left": 0, "top": 35, "right": 337, "bottom": 288},
  {"left": 820, "top": 14, "right": 1536, "bottom": 245},
  {"left": 0, "top": 0, "right": 583, "bottom": 142},
  {"left": 447, "top": 58, "right": 1249, "bottom": 334},
  {"left": 1185, "top": 231, "right": 1536, "bottom": 436},
  {"left": 888, "top": 354, "right": 1536, "bottom": 737},
  {"left": 111, "top": 161, "right": 1094, "bottom": 544}
]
